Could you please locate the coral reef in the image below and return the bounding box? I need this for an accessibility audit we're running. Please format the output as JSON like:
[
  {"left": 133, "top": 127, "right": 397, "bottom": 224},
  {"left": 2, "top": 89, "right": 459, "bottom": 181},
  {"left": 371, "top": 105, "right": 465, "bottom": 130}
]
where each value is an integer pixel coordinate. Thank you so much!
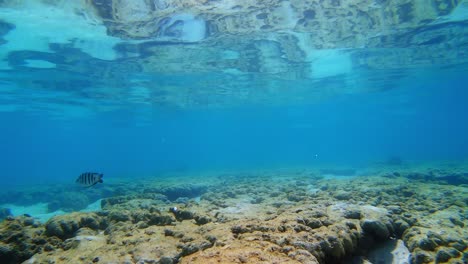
[
  {"left": 0, "top": 167, "right": 467, "bottom": 263},
  {"left": 44, "top": 213, "right": 107, "bottom": 240},
  {"left": 0, "top": 215, "right": 59, "bottom": 264}
]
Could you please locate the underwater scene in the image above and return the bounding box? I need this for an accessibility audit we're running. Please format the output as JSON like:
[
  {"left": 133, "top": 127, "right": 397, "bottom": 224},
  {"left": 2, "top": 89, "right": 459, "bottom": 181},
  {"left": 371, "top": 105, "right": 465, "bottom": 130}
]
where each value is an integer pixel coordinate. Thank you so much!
[{"left": 1, "top": 0, "right": 468, "bottom": 263}]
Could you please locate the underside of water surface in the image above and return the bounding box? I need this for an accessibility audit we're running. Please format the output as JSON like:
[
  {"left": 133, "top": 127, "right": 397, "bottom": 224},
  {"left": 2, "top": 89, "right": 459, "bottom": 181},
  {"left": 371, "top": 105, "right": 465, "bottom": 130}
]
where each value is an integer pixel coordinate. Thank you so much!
[{"left": 0, "top": 1, "right": 468, "bottom": 264}]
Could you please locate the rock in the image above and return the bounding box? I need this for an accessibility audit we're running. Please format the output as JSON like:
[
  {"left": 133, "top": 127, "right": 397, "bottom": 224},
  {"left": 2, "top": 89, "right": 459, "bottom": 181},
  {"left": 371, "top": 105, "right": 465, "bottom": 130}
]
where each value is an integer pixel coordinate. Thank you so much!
[
  {"left": 448, "top": 248, "right": 461, "bottom": 258},
  {"left": 411, "top": 249, "right": 434, "bottom": 264},
  {"left": 205, "top": 235, "right": 217, "bottom": 245},
  {"left": 343, "top": 209, "right": 361, "bottom": 219},
  {"left": 449, "top": 217, "right": 464, "bottom": 227},
  {"left": 418, "top": 237, "right": 437, "bottom": 251},
  {"left": 386, "top": 205, "right": 403, "bottom": 214},
  {"left": 45, "top": 218, "right": 79, "bottom": 240},
  {"left": 231, "top": 225, "right": 249, "bottom": 235},
  {"left": 146, "top": 214, "right": 174, "bottom": 226},
  {"left": 450, "top": 240, "right": 467, "bottom": 252},
  {"left": 435, "top": 173, "right": 468, "bottom": 185},
  {"left": 463, "top": 252, "right": 468, "bottom": 263},
  {"left": 80, "top": 215, "right": 106, "bottom": 230},
  {"left": 305, "top": 219, "right": 323, "bottom": 229},
  {"left": 172, "top": 210, "right": 194, "bottom": 221},
  {"left": 334, "top": 191, "right": 352, "bottom": 200},
  {"left": 287, "top": 193, "right": 303, "bottom": 202},
  {"left": 435, "top": 248, "right": 451, "bottom": 262},
  {"left": 194, "top": 215, "right": 211, "bottom": 225},
  {"left": 394, "top": 219, "right": 410, "bottom": 237},
  {"left": 324, "top": 235, "right": 346, "bottom": 260},
  {"left": 361, "top": 219, "right": 390, "bottom": 240},
  {"left": 426, "top": 231, "right": 445, "bottom": 246},
  {"left": 251, "top": 196, "right": 264, "bottom": 204},
  {"left": 0, "top": 216, "right": 49, "bottom": 263},
  {"left": 108, "top": 211, "right": 131, "bottom": 222},
  {"left": 178, "top": 243, "right": 200, "bottom": 256},
  {"left": 159, "top": 256, "right": 175, "bottom": 264},
  {"left": 164, "top": 229, "right": 175, "bottom": 237},
  {"left": 75, "top": 227, "right": 97, "bottom": 237},
  {"left": 288, "top": 249, "right": 319, "bottom": 264},
  {"left": 277, "top": 225, "right": 287, "bottom": 232},
  {"left": 22, "top": 217, "right": 35, "bottom": 227},
  {"left": 345, "top": 221, "right": 357, "bottom": 230},
  {"left": 0, "top": 243, "right": 15, "bottom": 264},
  {"left": 45, "top": 213, "right": 105, "bottom": 240},
  {"left": 401, "top": 188, "right": 415, "bottom": 197}
]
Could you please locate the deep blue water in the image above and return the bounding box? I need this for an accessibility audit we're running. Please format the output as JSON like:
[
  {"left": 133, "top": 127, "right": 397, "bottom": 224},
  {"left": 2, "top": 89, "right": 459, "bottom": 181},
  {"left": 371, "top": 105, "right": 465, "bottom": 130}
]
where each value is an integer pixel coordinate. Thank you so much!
[{"left": 2, "top": 71, "right": 467, "bottom": 187}]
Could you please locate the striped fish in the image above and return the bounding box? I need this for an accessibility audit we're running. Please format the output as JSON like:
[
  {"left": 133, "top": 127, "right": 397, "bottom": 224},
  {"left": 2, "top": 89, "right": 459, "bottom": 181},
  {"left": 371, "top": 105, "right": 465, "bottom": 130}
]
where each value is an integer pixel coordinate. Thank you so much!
[{"left": 76, "top": 172, "right": 103, "bottom": 187}]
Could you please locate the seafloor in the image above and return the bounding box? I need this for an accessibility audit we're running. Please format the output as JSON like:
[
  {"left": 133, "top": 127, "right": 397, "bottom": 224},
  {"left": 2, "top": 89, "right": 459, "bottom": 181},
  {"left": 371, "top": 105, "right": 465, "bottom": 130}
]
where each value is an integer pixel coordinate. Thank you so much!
[{"left": 0, "top": 164, "right": 467, "bottom": 264}]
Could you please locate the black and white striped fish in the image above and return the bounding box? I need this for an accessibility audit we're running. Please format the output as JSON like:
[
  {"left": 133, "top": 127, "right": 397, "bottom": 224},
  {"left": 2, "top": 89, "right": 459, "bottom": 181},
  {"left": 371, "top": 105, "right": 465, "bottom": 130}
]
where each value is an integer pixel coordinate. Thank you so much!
[{"left": 76, "top": 172, "right": 103, "bottom": 187}]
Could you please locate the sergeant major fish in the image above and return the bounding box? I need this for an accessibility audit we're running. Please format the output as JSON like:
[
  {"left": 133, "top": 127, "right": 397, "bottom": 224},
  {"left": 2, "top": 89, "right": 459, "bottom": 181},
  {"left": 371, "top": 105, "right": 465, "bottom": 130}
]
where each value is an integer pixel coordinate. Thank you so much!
[{"left": 76, "top": 172, "right": 103, "bottom": 187}]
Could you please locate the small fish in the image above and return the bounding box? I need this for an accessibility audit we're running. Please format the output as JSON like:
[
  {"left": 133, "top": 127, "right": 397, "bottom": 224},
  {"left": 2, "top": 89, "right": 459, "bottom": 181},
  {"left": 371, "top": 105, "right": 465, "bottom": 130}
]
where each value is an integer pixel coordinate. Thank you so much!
[{"left": 76, "top": 172, "right": 103, "bottom": 187}]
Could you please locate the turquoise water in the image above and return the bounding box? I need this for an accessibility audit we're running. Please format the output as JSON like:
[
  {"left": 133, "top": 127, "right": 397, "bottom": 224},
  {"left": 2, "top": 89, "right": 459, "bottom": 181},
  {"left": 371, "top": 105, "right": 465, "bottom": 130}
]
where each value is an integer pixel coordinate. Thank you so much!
[{"left": 0, "top": 2, "right": 467, "bottom": 188}]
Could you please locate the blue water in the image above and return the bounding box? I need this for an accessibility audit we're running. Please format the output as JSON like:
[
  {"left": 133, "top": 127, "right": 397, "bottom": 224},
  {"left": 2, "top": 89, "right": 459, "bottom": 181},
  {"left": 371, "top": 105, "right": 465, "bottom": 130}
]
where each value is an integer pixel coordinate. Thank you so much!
[
  {"left": 2, "top": 70, "right": 467, "bottom": 187},
  {"left": 1, "top": 2, "right": 468, "bottom": 190}
]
